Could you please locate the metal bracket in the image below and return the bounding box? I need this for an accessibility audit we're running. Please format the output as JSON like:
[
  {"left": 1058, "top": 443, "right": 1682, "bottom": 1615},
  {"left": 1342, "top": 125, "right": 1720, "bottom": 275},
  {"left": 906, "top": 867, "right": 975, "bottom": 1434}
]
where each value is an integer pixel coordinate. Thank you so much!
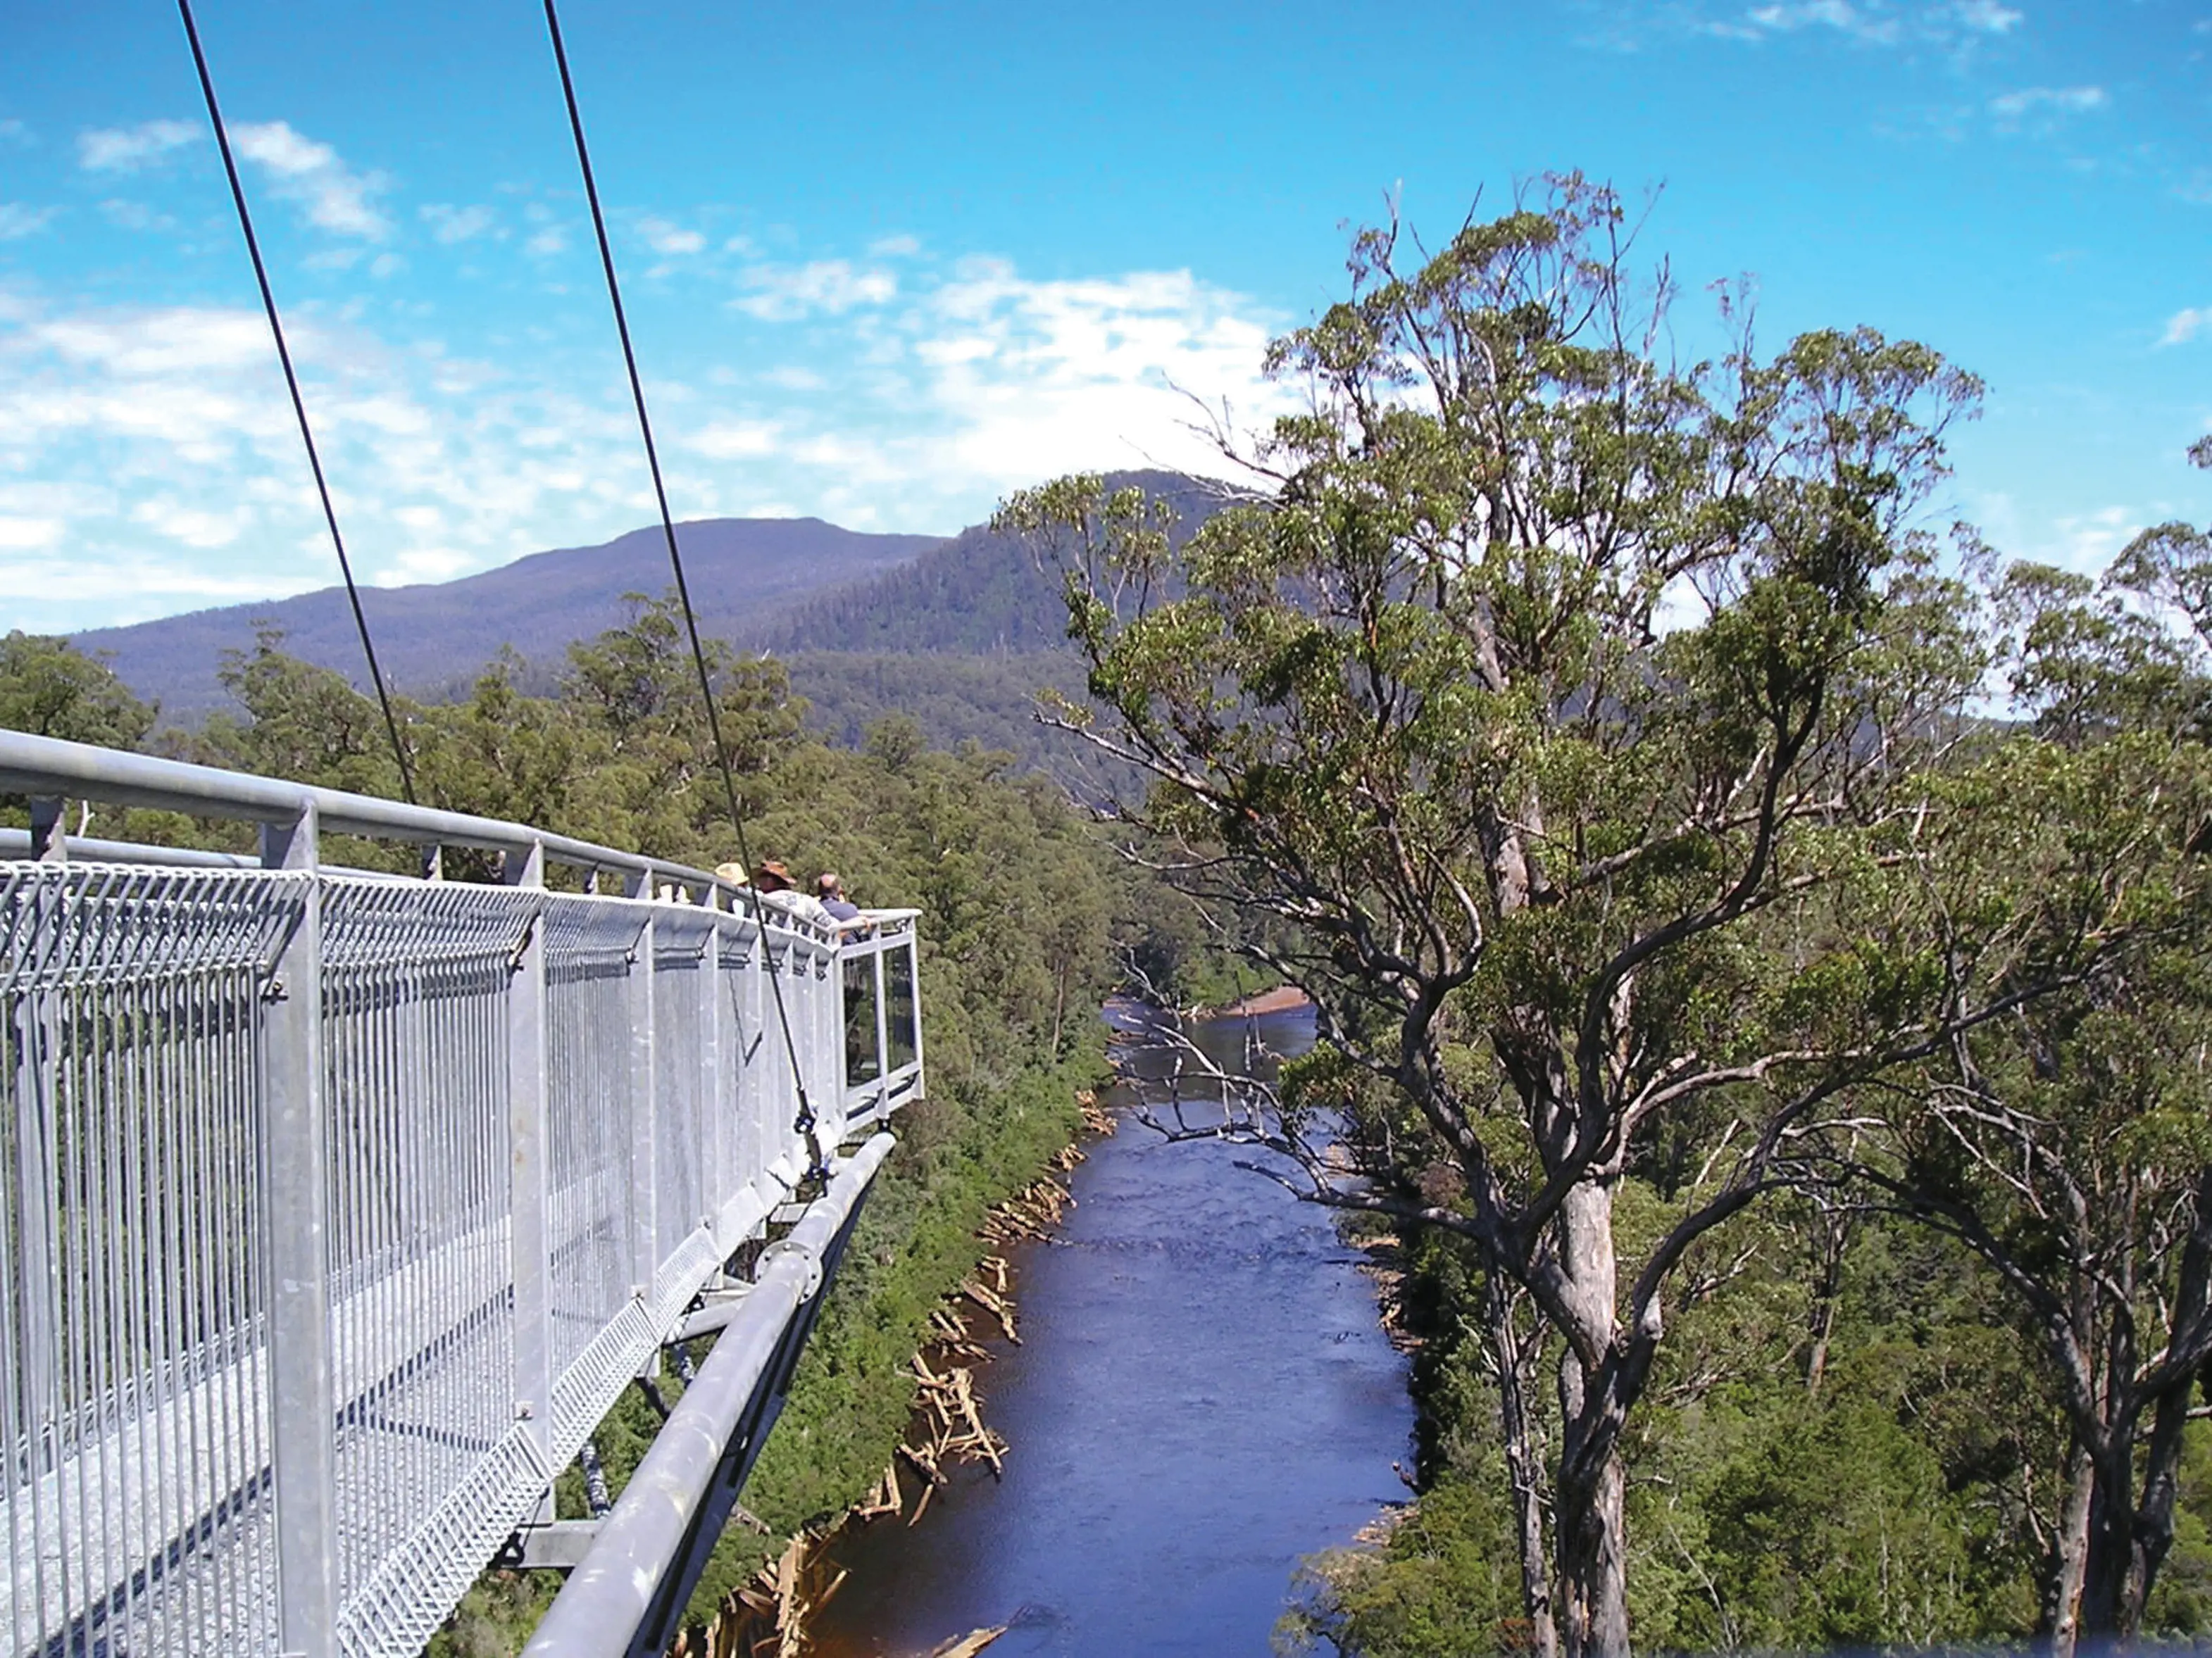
[{"left": 500, "top": 1519, "right": 602, "bottom": 1571}]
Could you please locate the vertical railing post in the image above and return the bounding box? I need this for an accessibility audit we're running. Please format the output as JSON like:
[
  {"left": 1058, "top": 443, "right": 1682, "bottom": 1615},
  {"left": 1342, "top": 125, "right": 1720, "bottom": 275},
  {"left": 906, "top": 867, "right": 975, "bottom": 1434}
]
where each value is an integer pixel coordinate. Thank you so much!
[
  {"left": 873, "top": 946, "right": 890, "bottom": 1114},
  {"left": 907, "top": 936, "right": 925, "bottom": 1088},
  {"left": 505, "top": 841, "right": 551, "bottom": 1490},
  {"left": 28, "top": 797, "right": 65, "bottom": 862},
  {"left": 261, "top": 800, "right": 337, "bottom": 1658},
  {"left": 701, "top": 915, "right": 732, "bottom": 1247},
  {"left": 628, "top": 892, "right": 658, "bottom": 1302}
]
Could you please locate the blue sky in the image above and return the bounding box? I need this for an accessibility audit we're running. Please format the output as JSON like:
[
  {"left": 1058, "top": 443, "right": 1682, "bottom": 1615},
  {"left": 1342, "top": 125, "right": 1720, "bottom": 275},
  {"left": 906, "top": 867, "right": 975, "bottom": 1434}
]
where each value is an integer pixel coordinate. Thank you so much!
[{"left": 0, "top": 0, "right": 2206, "bottom": 633}]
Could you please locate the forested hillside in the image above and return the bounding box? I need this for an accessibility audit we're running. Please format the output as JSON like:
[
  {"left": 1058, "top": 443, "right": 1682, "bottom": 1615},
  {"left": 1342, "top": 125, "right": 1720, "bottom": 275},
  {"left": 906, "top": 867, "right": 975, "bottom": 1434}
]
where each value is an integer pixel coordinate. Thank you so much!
[
  {"left": 768, "top": 467, "right": 1225, "bottom": 657},
  {"left": 69, "top": 517, "right": 944, "bottom": 718}
]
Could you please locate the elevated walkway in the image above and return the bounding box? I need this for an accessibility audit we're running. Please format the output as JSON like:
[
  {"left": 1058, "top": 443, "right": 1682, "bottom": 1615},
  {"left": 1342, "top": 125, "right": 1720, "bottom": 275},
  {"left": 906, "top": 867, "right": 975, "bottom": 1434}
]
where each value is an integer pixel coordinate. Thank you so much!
[{"left": 0, "top": 730, "right": 923, "bottom": 1657}]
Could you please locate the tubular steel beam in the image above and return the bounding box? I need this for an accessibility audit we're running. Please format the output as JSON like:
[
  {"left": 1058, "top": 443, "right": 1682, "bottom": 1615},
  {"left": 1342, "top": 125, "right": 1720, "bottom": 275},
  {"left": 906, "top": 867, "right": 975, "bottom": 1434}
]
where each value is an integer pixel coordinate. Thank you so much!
[{"left": 520, "top": 1133, "right": 895, "bottom": 1658}]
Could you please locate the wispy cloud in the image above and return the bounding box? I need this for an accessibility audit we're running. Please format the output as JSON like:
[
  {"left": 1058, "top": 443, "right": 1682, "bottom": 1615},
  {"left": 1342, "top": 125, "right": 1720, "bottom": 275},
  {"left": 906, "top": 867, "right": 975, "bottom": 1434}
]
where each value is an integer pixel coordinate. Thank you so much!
[
  {"left": 1737, "top": 3, "right": 1904, "bottom": 44},
  {"left": 732, "top": 259, "right": 897, "bottom": 320},
  {"left": 99, "top": 199, "right": 177, "bottom": 233},
  {"left": 1989, "top": 84, "right": 2107, "bottom": 122},
  {"left": 2163, "top": 306, "right": 2209, "bottom": 346},
  {"left": 78, "top": 118, "right": 201, "bottom": 172},
  {"left": 230, "top": 121, "right": 391, "bottom": 239},
  {"left": 0, "top": 204, "right": 59, "bottom": 239},
  {"left": 1604, "top": 0, "right": 2025, "bottom": 49},
  {"left": 420, "top": 203, "right": 494, "bottom": 244},
  {"left": 637, "top": 215, "right": 705, "bottom": 256}
]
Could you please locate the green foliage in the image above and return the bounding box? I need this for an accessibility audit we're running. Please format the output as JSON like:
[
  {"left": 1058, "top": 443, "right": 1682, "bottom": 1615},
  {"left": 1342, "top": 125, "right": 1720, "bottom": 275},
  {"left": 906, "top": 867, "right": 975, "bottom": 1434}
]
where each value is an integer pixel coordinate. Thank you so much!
[{"left": 0, "top": 630, "right": 154, "bottom": 750}]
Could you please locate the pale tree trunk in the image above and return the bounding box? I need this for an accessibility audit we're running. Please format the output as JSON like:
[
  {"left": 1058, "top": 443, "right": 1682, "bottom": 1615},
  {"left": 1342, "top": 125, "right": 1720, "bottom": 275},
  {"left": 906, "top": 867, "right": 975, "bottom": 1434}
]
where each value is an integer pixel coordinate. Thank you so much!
[
  {"left": 1556, "top": 1393, "right": 1631, "bottom": 1658},
  {"left": 1804, "top": 1210, "right": 1849, "bottom": 1397},
  {"left": 1485, "top": 1276, "right": 1559, "bottom": 1658},
  {"left": 2046, "top": 1442, "right": 2093, "bottom": 1658},
  {"left": 1553, "top": 1180, "right": 1632, "bottom": 1658}
]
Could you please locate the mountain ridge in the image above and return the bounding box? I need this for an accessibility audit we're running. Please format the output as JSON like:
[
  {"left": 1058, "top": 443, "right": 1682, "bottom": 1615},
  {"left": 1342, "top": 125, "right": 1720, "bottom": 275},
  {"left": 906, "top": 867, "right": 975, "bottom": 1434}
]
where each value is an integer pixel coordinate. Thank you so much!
[{"left": 73, "top": 517, "right": 946, "bottom": 718}]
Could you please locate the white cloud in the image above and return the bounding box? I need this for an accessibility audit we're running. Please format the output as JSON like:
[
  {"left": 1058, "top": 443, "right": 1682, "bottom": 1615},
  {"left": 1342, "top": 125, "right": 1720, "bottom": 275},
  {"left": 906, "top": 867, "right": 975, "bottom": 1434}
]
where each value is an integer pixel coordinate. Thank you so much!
[
  {"left": 2047, "top": 505, "right": 2140, "bottom": 574},
  {"left": 525, "top": 226, "right": 569, "bottom": 258},
  {"left": 2163, "top": 306, "right": 2209, "bottom": 346},
  {"left": 1953, "top": 0, "right": 2022, "bottom": 30},
  {"left": 420, "top": 203, "right": 494, "bottom": 244},
  {"left": 0, "top": 515, "right": 66, "bottom": 550},
  {"left": 1990, "top": 84, "right": 2108, "bottom": 120},
  {"left": 692, "top": 421, "right": 782, "bottom": 458},
  {"left": 130, "top": 498, "right": 251, "bottom": 548},
  {"left": 1663, "top": 0, "right": 2024, "bottom": 47},
  {"left": 1743, "top": 2, "right": 1899, "bottom": 42},
  {"left": 637, "top": 215, "right": 706, "bottom": 256},
  {"left": 27, "top": 307, "right": 275, "bottom": 377},
  {"left": 99, "top": 199, "right": 176, "bottom": 233},
  {"left": 868, "top": 233, "right": 923, "bottom": 258},
  {"left": 0, "top": 204, "right": 58, "bottom": 239},
  {"left": 0, "top": 119, "right": 31, "bottom": 146},
  {"left": 230, "top": 121, "right": 390, "bottom": 239},
  {"left": 78, "top": 119, "right": 200, "bottom": 172},
  {"left": 732, "top": 260, "right": 898, "bottom": 320}
]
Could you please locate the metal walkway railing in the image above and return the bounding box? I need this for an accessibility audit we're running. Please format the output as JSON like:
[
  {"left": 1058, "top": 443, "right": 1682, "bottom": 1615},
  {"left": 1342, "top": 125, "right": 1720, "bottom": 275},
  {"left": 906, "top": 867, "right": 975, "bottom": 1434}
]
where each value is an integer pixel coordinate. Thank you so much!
[{"left": 0, "top": 730, "right": 923, "bottom": 1658}]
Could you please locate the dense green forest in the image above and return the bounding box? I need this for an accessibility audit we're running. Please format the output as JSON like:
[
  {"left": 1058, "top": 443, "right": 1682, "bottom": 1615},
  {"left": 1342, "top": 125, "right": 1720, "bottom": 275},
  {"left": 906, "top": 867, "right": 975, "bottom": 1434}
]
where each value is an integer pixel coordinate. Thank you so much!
[{"left": 997, "top": 179, "right": 2212, "bottom": 1658}]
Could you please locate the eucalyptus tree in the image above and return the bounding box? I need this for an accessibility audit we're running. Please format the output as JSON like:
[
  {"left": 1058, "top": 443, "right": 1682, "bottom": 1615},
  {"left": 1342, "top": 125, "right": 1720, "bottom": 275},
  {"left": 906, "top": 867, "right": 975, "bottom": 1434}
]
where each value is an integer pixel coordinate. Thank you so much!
[
  {"left": 1846, "top": 465, "right": 2212, "bottom": 1650},
  {"left": 996, "top": 177, "right": 2101, "bottom": 1657}
]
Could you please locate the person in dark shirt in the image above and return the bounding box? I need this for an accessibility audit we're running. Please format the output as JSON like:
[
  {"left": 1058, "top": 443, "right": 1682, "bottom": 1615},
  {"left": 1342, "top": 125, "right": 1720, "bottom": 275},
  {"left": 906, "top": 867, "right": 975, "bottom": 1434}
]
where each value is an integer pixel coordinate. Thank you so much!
[{"left": 815, "top": 871, "right": 863, "bottom": 924}]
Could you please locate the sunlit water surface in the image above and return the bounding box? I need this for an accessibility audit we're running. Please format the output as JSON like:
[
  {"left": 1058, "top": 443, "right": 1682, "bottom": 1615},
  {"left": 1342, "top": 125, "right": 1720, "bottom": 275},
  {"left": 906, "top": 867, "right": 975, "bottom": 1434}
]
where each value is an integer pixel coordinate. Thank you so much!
[{"left": 808, "top": 1002, "right": 1413, "bottom": 1658}]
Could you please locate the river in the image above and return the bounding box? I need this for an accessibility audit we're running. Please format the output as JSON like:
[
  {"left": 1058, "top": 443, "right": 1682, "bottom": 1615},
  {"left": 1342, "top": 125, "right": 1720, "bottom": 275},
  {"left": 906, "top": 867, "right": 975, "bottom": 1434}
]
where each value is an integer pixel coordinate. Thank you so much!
[{"left": 808, "top": 1001, "right": 1413, "bottom": 1658}]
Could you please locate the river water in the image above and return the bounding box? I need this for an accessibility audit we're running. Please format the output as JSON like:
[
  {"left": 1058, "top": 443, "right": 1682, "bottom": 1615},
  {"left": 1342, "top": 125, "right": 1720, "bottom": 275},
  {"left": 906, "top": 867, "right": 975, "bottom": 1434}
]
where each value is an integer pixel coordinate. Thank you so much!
[{"left": 809, "top": 1002, "right": 1413, "bottom": 1658}]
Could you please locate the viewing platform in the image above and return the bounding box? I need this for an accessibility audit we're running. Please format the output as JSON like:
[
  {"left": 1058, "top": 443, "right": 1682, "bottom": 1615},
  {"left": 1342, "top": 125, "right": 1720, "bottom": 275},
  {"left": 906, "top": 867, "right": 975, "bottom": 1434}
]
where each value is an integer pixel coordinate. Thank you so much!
[{"left": 0, "top": 729, "right": 924, "bottom": 1658}]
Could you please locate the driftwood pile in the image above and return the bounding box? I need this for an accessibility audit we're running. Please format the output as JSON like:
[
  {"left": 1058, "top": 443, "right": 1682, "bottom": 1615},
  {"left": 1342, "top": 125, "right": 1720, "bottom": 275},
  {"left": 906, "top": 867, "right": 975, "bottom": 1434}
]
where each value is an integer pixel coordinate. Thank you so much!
[
  {"left": 670, "top": 1529, "right": 844, "bottom": 1658},
  {"left": 886, "top": 1351, "right": 1008, "bottom": 1527}
]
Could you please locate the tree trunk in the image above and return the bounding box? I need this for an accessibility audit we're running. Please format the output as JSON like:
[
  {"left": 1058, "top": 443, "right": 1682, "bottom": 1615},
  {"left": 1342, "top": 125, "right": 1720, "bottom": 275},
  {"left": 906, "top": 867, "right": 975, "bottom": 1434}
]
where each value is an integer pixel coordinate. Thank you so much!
[
  {"left": 2078, "top": 1438, "right": 2139, "bottom": 1640},
  {"left": 1485, "top": 1276, "right": 1559, "bottom": 1658},
  {"left": 1553, "top": 1180, "right": 1630, "bottom": 1658},
  {"left": 1804, "top": 1212, "right": 1849, "bottom": 1397},
  {"left": 2045, "top": 1441, "right": 2093, "bottom": 1658},
  {"left": 1556, "top": 1398, "right": 1631, "bottom": 1658},
  {"left": 2124, "top": 1380, "right": 2195, "bottom": 1632}
]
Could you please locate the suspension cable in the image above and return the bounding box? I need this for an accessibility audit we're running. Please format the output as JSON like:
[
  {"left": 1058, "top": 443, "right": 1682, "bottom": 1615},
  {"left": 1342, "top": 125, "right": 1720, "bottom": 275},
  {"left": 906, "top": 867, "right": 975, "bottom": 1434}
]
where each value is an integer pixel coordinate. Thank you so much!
[
  {"left": 539, "top": 0, "right": 822, "bottom": 1160},
  {"left": 175, "top": 0, "right": 418, "bottom": 805}
]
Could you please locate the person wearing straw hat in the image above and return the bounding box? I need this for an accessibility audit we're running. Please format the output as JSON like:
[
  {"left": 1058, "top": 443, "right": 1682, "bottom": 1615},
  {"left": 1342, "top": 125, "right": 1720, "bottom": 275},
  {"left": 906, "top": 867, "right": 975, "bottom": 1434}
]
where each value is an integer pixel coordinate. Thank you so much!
[{"left": 744, "top": 858, "right": 837, "bottom": 931}]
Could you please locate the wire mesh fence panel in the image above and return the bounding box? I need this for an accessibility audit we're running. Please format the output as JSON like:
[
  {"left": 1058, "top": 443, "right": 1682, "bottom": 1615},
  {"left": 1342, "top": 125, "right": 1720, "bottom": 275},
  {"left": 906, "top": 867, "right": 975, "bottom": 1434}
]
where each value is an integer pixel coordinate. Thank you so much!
[
  {"left": 320, "top": 880, "right": 532, "bottom": 1610},
  {"left": 0, "top": 866, "right": 304, "bottom": 1657},
  {"left": 542, "top": 898, "right": 647, "bottom": 1405},
  {"left": 650, "top": 921, "right": 707, "bottom": 1268},
  {"left": 885, "top": 942, "right": 919, "bottom": 1076}
]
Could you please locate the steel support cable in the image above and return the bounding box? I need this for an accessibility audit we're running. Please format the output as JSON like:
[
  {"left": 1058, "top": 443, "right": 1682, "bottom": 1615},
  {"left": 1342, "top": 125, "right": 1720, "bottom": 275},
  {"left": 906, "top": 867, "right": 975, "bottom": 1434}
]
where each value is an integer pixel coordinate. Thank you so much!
[
  {"left": 175, "top": 0, "right": 418, "bottom": 805},
  {"left": 539, "top": 0, "right": 823, "bottom": 1165}
]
